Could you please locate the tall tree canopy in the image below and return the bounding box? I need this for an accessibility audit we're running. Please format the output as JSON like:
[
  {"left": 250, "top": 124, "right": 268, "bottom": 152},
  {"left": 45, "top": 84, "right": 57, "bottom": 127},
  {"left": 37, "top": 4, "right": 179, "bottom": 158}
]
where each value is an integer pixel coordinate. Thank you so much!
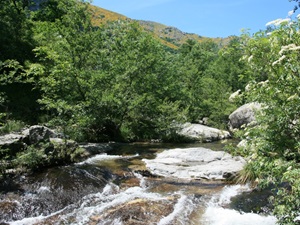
[{"left": 0, "top": 0, "right": 247, "bottom": 140}]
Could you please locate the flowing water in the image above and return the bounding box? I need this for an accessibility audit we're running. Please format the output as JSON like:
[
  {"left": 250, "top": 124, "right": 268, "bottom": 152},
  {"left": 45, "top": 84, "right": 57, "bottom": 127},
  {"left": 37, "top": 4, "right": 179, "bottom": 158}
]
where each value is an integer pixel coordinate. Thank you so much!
[{"left": 0, "top": 141, "right": 277, "bottom": 225}]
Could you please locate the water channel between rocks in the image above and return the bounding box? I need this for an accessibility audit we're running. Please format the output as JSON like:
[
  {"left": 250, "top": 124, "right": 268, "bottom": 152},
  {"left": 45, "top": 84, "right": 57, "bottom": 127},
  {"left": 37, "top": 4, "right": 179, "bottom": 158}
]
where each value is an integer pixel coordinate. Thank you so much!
[{"left": 0, "top": 141, "right": 277, "bottom": 225}]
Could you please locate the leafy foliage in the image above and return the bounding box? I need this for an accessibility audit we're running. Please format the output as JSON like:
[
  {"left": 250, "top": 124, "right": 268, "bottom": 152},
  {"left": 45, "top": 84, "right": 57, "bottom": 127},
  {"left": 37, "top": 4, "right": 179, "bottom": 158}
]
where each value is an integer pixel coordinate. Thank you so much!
[
  {"left": 176, "top": 39, "right": 240, "bottom": 128},
  {"left": 0, "top": 120, "right": 25, "bottom": 135},
  {"left": 0, "top": 0, "right": 247, "bottom": 142},
  {"left": 236, "top": 16, "right": 300, "bottom": 224},
  {"left": 2, "top": 0, "right": 300, "bottom": 222},
  {"left": 30, "top": 1, "right": 188, "bottom": 141},
  {"left": 0, "top": 0, "right": 41, "bottom": 124},
  {"left": 0, "top": 0, "right": 35, "bottom": 63}
]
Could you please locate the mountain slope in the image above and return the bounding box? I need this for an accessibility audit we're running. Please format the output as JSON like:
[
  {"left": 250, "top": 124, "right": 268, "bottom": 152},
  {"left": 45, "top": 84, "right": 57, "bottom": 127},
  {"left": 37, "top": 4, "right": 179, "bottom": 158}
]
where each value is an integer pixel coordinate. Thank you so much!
[
  {"left": 136, "top": 20, "right": 230, "bottom": 47},
  {"left": 89, "top": 4, "right": 231, "bottom": 49},
  {"left": 89, "top": 4, "right": 127, "bottom": 24}
]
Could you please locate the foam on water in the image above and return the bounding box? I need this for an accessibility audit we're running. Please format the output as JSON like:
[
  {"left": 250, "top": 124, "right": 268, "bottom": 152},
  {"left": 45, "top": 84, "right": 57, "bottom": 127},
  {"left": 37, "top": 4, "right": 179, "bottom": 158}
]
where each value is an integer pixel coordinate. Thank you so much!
[
  {"left": 66, "top": 184, "right": 167, "bottom": 224},
  {"left": 133, "top": 172, "right": 148, "bottom": 189},
  {"left": 7, "top": 181, "right": 276, "bottom": 225},
  {"left": 158, "top": 194, "right": 194, "bottom": 225},
  {"left": 202, "top": 207, "right": 277, "bottom": 225},
  {"left": 9, "top": 207, "right": 66, "bottom": 225},
  {"left": 9, "top": 215, "right": 47, "bottom": 225},
  {"left": 25, "top": 181, "right": 193, "bottom": 225},
  {"left": 36, "top": 186, "right": 51, "bottom": 194},
  {"left": 201, "top": 185, "right": 277, "bottom": 225},
  {"left": 76, "top": 153, "right": 139, "bottom": 165}
]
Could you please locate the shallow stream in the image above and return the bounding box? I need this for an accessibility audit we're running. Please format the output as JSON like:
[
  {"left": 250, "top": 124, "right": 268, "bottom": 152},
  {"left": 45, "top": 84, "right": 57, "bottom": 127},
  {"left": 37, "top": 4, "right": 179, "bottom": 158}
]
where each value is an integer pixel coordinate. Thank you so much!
[{"left": 0, "top": 141, "right": 277, "bottom": 225}]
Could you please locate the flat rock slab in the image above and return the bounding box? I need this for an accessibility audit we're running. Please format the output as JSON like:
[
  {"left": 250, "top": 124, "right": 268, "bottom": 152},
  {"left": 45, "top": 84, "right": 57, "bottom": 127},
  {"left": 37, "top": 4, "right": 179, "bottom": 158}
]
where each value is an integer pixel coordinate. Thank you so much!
[
  {"left": 143, "top": 147, "right": 245, "bottom": 180},
  {"left": 0, "top": 133, "right": 23, "bottom": 145}
]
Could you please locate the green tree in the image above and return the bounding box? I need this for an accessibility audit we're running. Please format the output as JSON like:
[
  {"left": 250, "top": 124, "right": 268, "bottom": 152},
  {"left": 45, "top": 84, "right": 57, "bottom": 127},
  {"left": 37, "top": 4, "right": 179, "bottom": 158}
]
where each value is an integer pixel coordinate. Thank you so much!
[
  {"left": 177, "top": 40, "right": 220, "bottom": 122},
  {"left": 32, "top": 0, "right": 108, "bottom": 140},
  {"left": 0, "top": 0, "right": 35, "bottom": 63},
  {"left": 207, "top": 36, "right": 252, "bottom": 92},
  {"left": 0, "top": 0, "right": 41, "bottom": 124},
  {"left": 177, "top": 39, "right": 238, "bottom": 127},
  {"left": 238, "top": 16, "right": 300, "bottom": 225},
  {"left": 32, "top": 0, "right": 186, "bottom": 142},
  {"left": 102, "top": 22, "right": 187, "bottom": 141}
]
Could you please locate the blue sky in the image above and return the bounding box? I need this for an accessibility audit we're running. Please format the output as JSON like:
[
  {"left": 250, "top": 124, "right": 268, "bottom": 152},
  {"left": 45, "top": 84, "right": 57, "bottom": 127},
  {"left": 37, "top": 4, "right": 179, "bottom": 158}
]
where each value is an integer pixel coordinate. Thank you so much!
[{"left": 92, "top": 0, "right": 297, "bottom": 38}]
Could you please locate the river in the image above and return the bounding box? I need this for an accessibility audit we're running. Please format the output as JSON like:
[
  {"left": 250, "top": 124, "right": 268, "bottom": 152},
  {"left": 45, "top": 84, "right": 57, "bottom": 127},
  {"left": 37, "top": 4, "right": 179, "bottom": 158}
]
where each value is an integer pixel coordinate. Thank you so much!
[{"left": 0, "top": 141, "right": 277, "bottom": 225}]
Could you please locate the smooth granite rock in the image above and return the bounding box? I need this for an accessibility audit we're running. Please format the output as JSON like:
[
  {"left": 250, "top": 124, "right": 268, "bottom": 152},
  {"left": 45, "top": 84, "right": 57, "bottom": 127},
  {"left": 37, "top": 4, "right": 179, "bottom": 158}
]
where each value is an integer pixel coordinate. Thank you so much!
[{"left": 143, "top": 147, "right": 245, "bottom": 180}]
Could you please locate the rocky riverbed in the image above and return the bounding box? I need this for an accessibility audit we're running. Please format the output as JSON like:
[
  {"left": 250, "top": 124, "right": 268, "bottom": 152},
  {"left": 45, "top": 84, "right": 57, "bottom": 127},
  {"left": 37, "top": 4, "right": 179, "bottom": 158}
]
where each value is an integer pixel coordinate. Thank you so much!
[
  {"left": 0, "top": 141, "right": 277, "bottom": 225},
  {"left": 143, "top": 147, "right": 246, "bottom": 180}
]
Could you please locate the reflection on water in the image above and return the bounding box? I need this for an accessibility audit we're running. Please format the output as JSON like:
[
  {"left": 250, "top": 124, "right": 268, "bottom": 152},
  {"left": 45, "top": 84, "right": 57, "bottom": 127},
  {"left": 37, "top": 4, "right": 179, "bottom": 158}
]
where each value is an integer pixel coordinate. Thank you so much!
[
  {"left": 108, "top": 139, "right": 237, "bottom": 158},
  {"left": 0, "top": 141, "right": 276, "bottom": 225}
]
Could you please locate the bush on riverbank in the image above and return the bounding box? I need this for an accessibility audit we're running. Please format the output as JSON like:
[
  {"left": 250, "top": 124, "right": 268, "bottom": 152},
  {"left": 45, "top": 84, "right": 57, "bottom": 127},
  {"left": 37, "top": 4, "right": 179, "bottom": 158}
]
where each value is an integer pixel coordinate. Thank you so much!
[{"left": 0, "top": 125, "right": 86, "bottom": 178}]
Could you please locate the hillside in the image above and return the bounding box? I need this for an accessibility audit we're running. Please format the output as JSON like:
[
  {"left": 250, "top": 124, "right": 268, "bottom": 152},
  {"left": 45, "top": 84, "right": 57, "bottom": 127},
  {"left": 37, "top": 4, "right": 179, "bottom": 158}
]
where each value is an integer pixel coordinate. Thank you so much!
[
  {"left": 89, "top": 4, "right": 231, "bottom": 49},
  {"left": 136, "top": 20, "right": 231, "bottom": 47},
  {"left": 89, "top": 4, "right": 127, "bottom": 24}
]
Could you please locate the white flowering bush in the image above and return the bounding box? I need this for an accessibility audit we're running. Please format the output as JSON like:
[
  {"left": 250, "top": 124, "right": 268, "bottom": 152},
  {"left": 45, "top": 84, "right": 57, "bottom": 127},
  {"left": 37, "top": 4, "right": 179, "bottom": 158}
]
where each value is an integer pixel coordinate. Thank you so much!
[{"left": 238, "top": 14, "right": 300, "bottom": 224}]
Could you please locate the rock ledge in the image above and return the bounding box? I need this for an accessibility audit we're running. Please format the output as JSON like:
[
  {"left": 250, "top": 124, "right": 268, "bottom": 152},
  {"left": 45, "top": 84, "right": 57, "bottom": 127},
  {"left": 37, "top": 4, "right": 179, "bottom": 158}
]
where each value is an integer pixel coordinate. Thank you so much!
[{"left": 143, "top": 147, "right": 245, "bottom": 180}]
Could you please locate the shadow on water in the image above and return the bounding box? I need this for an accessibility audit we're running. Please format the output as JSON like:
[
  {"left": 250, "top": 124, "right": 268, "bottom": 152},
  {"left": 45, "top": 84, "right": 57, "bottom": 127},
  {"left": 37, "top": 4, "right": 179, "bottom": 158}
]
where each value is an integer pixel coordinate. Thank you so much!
[
  {"left": 109, "top": 139, "right": 238, "bottom": 159},
  {"left": 229, "top": 186, "right": 275, "bottom": 214}
]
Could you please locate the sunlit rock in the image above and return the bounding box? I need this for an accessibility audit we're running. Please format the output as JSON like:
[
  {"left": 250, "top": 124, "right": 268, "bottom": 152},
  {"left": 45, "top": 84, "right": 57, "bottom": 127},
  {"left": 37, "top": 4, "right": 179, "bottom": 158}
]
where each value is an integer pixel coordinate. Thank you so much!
[
  {"left": 228, "top": 102, "right": 261, "bottom": 131},
  {"left": 179, "top": 123, "right": 231, "bottom": 142},
  {"left": 0, "top": 133, "right": 26, "bottom": 155},
  {"left": 143, "top": 147, "right": 245, "bottom": 180}
]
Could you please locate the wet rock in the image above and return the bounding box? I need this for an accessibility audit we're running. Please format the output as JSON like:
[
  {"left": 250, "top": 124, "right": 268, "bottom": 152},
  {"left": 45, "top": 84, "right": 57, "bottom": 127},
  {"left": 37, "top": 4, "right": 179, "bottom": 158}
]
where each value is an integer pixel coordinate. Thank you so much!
[
  {"left": 0, "top": 134, "right": 23, "bottom": 146},
  {"left": 79, "top": 143, "right": 113, "bottom": 156},
  {"left": 90, "top": 197, "right": 176, "bottom": 225},
  {"left": 0, "top": 126, "right": 87, "bottom": 174},
  {"left": 143, "top": 147, "right": 245, "bottom": 180},
  {"left": 0, "top": 199, "right": 24, "bottom": 222},
  {"left": 0, "top": 125, "right": 57, "bottom": 157},
  {"left": 134, "top": 170, "right": 160, "bottom": 178},
  {"left": 228, "top": 102, "right": 261, "bottom": 131},
  {"left": 179, "top": 123, "right": 231, "bottom": 142}
]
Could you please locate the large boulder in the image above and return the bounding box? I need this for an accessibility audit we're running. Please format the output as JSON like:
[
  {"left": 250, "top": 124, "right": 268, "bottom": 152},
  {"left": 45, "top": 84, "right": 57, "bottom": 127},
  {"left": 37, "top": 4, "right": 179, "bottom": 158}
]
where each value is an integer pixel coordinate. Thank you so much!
[
  {"left": 179, "top": 123, "right": 231, "bottom": 142},
  {"left": 23, "top": 125, "right": 57, "bottom": 145},
  {"left": 79, "top": 143, "right": 113, "bottom": 156},
  {"left": 228, "top": 102, "right": 261, "bottom": 131},
  {"left": 143, "top": 147, "right": 245, "bottom": 180},
  {"left": 0, "top": 125, "right": 57, "bottom": 154},
  {"left": 0, "top": 126, "right": 85, "bottom": 171}
]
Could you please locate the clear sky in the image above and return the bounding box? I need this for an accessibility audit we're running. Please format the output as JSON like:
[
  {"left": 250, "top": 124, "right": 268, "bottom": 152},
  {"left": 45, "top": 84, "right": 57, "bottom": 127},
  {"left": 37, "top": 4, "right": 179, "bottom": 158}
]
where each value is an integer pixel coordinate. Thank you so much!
[{"left": 92, "top": 0, "right": 298, "bottom": 38}]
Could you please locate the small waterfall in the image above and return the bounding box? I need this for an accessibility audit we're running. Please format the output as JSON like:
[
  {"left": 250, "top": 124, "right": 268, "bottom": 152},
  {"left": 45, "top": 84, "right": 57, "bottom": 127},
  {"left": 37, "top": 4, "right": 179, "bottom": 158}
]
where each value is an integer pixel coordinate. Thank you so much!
[
  {"left": 1, "top": 164, "right": 112, "bottom": 224},
  {"left": 158, "top": 194, "right": 194, "bottom": 225},
  {"left": 200, "top": 185, "right": 277, "bottom": 225},
  {"left": 1, "top": 143, "right": 280, "bottom": 225},
  {"left": 6, "top": 169, "right": 198, "bottom": 225}
]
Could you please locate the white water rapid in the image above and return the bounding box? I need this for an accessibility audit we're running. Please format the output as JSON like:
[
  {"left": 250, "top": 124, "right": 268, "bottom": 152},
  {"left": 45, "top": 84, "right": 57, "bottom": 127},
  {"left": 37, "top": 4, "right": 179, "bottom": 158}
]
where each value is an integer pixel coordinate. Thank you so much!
[
  {"left": 200, "top": 185, "right": 277, "bottom": 225},
  {"left": 3, "top": 147, "right": 278, "bottom": 225}
]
